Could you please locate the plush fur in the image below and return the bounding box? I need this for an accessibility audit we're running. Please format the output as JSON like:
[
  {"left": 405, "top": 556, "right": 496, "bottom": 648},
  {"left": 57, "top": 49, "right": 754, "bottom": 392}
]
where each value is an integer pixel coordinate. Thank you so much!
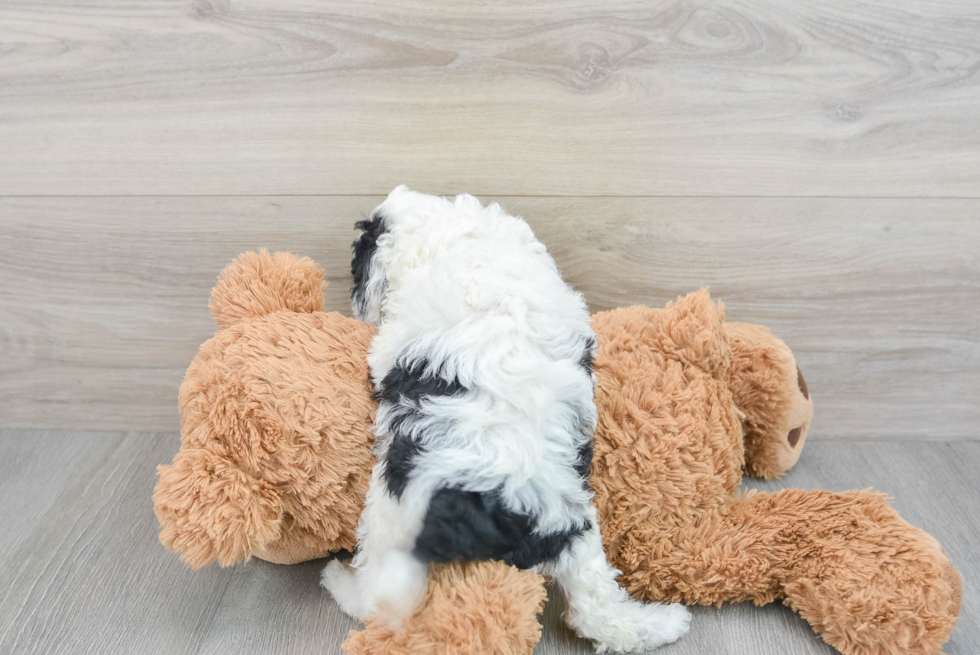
[
  {"left": 155, "top": 250, "right": 961, "bottom": 655},
  {"left": 342, "top": 561, "right": 547, "bottom": 655},
  {"left": 322, "top": 187, "right": 689, "bottom": 650},
  {"left": 154, "top": 251, "right": 377, "bottom": 568},
  {"left": 589, "top": 294, "right": 959, "bottom": 655}
]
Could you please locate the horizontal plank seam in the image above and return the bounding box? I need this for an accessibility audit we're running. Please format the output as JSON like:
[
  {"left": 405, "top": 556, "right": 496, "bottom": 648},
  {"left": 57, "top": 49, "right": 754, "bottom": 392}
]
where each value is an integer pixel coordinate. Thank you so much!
[
  {"left": 2, "top": 194, "right": 980, "bottom": 200},
  {"left": 1, "top": 430, "right": 977, "bottom": 442},
  {"left": 810, "top": 436, "right": 980, "bottom": 442}
]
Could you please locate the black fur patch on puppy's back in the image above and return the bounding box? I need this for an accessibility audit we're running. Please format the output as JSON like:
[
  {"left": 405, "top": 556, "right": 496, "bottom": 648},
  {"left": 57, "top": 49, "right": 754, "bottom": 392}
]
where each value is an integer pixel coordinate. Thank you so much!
[
  {"left": 375, "top": 361, "right": 464, "bottom": 404},
  {"left": 382, "top": 423, "right": 425, "bottom": 500},
  {"left": 377, "top": 359, "right": 465, "bottom": 499},
  {"left": 413, "top": 487, "right": 589, "bottom": 569},
  {"left": 351, "top": 211, "right": 388, "bottom": 312}
]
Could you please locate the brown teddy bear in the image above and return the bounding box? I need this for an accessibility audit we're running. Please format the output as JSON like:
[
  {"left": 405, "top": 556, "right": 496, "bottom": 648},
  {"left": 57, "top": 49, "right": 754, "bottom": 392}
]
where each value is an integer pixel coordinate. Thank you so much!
[{"left": 154, "top": 250, "right": 961, "bottom": 655}]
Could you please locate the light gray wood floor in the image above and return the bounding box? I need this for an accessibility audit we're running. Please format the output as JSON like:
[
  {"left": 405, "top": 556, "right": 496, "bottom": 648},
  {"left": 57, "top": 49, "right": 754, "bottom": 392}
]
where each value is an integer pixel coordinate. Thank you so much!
[{"left": 0, "top": 431, "right": 976, "bottom": 655}]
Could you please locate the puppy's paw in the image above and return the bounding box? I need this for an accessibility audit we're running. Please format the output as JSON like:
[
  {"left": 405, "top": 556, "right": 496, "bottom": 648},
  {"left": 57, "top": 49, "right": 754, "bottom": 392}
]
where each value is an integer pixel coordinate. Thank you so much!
[
  {"left": 576, "top": 600, "right": 691, "bottom": 653},
  {"left": 636, "top": 602, "right": 691, "bottom": 648},
  {"left": 321, "top": 559, "right": 373, "bottom": 621}
]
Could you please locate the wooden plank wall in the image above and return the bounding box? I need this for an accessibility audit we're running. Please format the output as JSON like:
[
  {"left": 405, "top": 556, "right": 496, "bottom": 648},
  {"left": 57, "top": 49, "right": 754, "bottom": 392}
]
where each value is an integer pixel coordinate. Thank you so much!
[
  {"left": 1, "top": 0, "right": 979, "bottom": 196},
  {"left": 0, "top": 0, "right": 978, "bottom": 438}
]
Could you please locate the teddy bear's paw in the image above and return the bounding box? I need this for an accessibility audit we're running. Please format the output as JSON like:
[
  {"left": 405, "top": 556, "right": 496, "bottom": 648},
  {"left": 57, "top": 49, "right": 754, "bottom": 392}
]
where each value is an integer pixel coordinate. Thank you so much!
[
  {"left": 574, "top": 600, "right": 691, "bottom": 653},
  {"left": 321, "top": 559, "right": 374, "bottom": 621}
]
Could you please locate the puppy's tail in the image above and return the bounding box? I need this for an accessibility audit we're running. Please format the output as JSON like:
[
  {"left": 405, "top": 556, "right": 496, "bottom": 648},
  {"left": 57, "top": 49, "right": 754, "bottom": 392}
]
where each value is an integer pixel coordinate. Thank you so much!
[{"left": 209, "top": 249, "right": 326, "bottom": 329}]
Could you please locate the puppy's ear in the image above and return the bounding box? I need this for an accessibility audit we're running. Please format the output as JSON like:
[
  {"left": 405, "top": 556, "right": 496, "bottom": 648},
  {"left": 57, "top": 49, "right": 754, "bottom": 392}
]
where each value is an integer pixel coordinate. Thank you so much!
[
  {"left": 154, "top": 446, "right": 283, "bottom": 568},
  {"left": 351, "top": 212, "right": 388, "bottom": 324}
]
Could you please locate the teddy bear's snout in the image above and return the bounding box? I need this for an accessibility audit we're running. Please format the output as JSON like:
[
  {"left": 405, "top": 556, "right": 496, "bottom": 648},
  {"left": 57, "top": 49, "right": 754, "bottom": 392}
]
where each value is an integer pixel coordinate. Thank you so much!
[{"left": 789, "top": 368, "right": 811, "bottom": 447}]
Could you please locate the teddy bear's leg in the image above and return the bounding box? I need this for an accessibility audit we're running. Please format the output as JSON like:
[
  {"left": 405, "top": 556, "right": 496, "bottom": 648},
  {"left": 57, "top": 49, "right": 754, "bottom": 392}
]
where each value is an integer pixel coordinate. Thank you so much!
[
  {"left": 344, "top": 561, "right": 547, "bottom": 655},
  {"left": 541, "top": 511, "right": 691, "bottom": 652},
  {"left": 322, "top": 467, "right": 428, "bottom": 627},
  {"left": 724, "top": 322, "right": 814, "bottom": 479},
  {"left": 770, "top": 491, "right": 961, "bottom": 655},
  {"left": 639, "top": 489, "right": 960, "bottom": 655}
]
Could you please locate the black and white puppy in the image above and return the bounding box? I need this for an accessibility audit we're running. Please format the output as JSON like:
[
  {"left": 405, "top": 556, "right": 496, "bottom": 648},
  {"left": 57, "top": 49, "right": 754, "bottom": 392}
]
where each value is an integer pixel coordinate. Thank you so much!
[{"left": 322, "top": 187, "right": 690, "bottom": 652}]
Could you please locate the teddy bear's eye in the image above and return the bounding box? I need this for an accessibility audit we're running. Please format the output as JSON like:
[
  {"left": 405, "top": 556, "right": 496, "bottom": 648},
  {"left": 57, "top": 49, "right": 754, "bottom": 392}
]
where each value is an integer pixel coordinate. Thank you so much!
[{"left": 797, "top": 367, "right": 809, "bottom": 400}]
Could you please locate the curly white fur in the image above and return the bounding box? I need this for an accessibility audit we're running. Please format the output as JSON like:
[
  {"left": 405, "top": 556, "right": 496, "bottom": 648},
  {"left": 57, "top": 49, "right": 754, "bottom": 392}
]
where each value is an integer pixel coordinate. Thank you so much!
[{"left": 322, "top": 186, "right": 690, "bottom": 651}]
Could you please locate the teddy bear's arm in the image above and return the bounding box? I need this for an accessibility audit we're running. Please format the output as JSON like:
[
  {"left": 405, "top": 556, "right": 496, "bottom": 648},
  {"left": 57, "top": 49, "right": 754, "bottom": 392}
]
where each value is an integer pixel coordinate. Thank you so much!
[{"left": 153, "top": 445, "right": 284, "bottom": 568}]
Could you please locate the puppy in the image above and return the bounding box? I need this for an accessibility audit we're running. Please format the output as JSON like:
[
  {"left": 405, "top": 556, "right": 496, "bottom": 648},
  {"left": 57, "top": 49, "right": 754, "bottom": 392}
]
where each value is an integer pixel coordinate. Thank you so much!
[{"left": 322, "top": 187, "right": 690, "bottom": 652}]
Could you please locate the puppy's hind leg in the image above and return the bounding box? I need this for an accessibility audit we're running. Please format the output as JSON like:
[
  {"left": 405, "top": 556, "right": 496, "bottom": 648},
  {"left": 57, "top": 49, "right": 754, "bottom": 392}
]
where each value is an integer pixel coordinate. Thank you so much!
[
  {"left": 321, "top": 481, "right": 428, "bottom": 628},
  {"left": 542, "top": 516, "right": 690, "bottom": 653},
  {"left": 321, "top": 556, "right": 373, "bottom": 620}
]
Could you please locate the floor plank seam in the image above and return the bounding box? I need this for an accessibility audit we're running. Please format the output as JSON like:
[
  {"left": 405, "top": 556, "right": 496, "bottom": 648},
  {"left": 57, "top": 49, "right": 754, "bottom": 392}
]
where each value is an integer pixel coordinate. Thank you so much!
[{"left": 2, "top": 194, "right": 980, "bottom": 200}]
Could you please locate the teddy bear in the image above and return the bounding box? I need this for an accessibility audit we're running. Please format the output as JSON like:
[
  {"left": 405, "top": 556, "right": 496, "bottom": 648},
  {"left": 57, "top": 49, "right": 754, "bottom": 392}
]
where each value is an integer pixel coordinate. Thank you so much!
[{"left": 154, "top": 250, "right": 961, "bottom": 655}]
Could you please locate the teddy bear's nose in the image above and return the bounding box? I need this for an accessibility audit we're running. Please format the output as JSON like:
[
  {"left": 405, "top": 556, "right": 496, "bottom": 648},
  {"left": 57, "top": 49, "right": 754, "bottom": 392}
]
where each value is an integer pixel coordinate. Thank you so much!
[
  {"left": 797, "top": 367, "right": 809, "bottom": 400},
  {"left": 788, "top": 427, "right": 802, "bottom": 448}
]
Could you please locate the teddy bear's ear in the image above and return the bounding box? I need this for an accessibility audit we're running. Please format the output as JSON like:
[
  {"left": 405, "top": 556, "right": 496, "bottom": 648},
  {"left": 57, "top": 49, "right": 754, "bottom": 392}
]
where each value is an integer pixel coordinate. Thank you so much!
[
  {"left": 209, "top": 249, "right": 326, "bottom": 329},
  {"left": 153, "top": 446, "right": 284, "bottom": 568}
]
